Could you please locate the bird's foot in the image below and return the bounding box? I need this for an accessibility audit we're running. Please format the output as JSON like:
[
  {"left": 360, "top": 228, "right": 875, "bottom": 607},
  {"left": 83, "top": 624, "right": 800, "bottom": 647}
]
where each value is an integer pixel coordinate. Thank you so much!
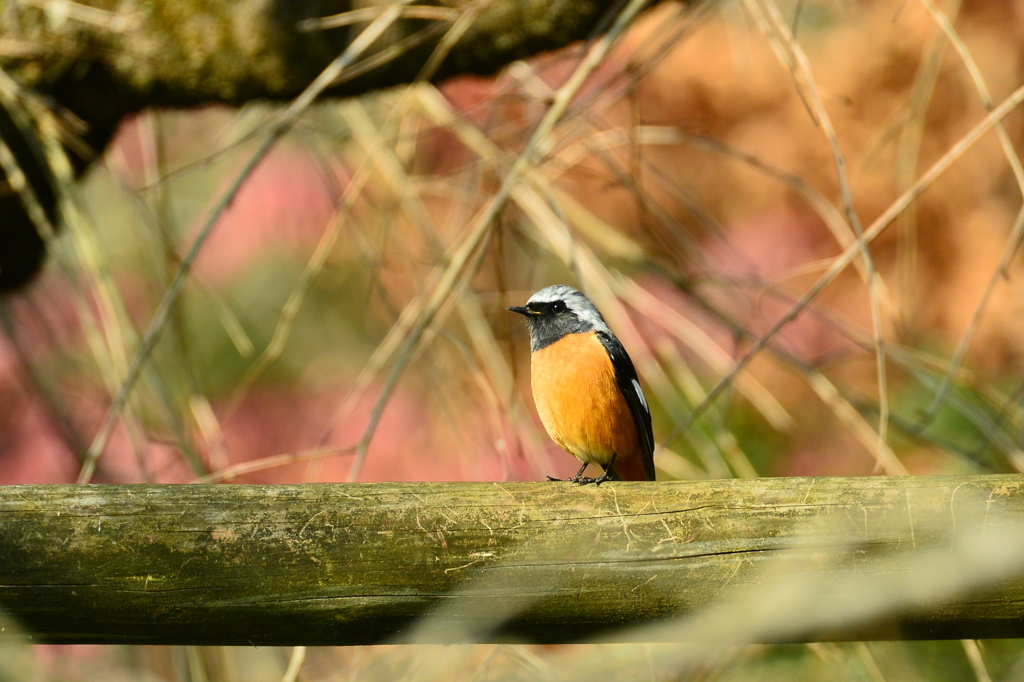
[
  {"left": 569, "top": 474, "right": 600, "bottom": 486},
  {"left": 546, "top": 475, "right": 565, "bottom": 482}
]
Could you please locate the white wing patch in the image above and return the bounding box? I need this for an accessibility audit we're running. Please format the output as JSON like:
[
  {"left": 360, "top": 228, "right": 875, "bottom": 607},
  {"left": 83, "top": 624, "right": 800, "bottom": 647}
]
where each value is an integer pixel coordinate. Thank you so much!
[{"left": 632, "top": 378, "right": 648, "bottom": 412}]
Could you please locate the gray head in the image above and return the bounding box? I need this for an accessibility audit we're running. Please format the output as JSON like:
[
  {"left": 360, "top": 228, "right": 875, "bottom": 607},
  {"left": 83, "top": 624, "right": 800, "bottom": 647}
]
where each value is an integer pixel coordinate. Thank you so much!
[{"left": 508, "top": 285, "right": 612, "bottom": 351}]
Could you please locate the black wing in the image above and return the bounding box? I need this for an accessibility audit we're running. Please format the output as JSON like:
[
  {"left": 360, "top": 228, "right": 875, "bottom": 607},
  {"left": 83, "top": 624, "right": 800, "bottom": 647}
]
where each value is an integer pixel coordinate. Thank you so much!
[{"left": 597, "top": 331, "right": 655, "bottom": 480}]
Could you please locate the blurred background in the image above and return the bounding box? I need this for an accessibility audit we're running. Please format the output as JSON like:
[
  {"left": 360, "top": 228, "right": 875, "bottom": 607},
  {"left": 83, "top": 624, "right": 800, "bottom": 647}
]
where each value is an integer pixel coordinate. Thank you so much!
[{"left": 6, "top": 0, "right": 1024, "bottom": 678}]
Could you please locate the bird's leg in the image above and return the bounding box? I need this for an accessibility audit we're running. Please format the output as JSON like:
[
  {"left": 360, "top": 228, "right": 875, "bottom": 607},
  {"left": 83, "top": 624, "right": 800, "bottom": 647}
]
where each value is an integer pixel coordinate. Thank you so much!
[
  {"left": 575, "top": 455, "right": 621, "bottom": 486},
  {"left": 591, "top": 453, "right": 620, "bottom": 486},
  {"left": 567, "top": 461, "right": 591, "bottom": 484},
  {"left": 548, "top": 461, "right": 590, "bottom": 482}
]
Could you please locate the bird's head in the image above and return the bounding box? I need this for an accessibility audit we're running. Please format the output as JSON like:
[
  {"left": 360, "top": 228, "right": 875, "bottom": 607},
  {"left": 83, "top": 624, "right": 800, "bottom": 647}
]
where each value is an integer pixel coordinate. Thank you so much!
[{"left": 508, "top": 285, "right": 611, "bottom": 351}]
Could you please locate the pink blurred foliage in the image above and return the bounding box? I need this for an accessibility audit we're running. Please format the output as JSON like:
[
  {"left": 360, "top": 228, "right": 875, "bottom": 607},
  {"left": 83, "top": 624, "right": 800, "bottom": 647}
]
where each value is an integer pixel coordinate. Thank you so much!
[
  {"left": 32, "top": 643, "right": 108, "bottom": 674},
  {"left": 0, "top": 325, "right": 515, "bottom": 483},
  {"left": 187, "top": 149, "right": 341, "bottom": 286},
  {"left": 703, "top": 208, "right": 867, "bottom": 364},
  {"left": 439, "top": 74, "right": 501, "bottom": 129},
  {"left": 214, "top": 385, "right": 512, "bottom": 483},
  {"left": 0, "top": 336, "right": 79, "bottom": 484},
  {"left": 112, "top": 112, "right": 344, "bottom": 285}
]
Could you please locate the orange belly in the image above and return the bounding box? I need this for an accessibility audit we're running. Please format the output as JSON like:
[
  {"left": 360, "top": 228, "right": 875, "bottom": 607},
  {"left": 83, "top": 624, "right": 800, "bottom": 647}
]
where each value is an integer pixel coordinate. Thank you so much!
[{"left": 530, "top": 331, "right": 641, "bottom": 470}]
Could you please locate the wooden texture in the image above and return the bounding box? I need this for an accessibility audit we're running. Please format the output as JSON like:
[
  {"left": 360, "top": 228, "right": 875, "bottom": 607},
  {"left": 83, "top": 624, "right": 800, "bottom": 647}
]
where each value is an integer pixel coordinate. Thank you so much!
[{"left": 2, "top": 477, "right": 1024, "bottom": 645}]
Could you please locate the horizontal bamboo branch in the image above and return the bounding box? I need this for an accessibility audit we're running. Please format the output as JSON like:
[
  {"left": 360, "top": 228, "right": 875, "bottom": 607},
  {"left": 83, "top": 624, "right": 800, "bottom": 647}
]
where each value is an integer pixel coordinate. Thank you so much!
[{"left": 2, "top": 476, "right": 1024, "bottom": 645}]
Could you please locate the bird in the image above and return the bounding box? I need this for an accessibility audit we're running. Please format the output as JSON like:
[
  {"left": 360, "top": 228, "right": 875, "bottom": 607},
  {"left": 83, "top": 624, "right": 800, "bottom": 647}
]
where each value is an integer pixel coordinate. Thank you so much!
[{"left": 508, "top": 285, "right": 655, "bottom": 484}]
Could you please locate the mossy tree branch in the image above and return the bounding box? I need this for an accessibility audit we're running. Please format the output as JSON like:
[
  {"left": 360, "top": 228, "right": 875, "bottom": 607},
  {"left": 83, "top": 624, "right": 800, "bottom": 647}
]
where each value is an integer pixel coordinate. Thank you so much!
[{"left": 1, "top": 0, "right": 640, "bottom": 149}]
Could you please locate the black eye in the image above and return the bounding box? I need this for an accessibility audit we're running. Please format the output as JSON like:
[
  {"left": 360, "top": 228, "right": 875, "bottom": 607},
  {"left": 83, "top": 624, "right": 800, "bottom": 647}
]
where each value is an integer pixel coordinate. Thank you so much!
[{"left": 551, "top": 301, "right": 566, "bottom": 313}]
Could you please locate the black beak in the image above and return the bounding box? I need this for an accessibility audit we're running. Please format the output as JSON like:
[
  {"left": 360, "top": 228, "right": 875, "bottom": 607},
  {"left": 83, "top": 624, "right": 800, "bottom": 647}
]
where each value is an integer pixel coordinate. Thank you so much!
[{"left": 507, "top": 306, "right": 529, "bottom": 316}]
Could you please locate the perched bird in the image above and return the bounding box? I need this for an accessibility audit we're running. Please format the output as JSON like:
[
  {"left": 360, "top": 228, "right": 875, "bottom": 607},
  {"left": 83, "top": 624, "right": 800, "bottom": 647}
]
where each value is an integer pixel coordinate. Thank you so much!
[{"left": 508, "top": 285, "right": 655, "bottom": 484}]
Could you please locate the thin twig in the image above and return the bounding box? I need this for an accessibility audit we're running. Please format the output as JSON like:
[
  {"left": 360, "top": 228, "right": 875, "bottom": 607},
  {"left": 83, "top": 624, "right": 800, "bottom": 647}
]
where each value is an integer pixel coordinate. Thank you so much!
[
  {"left": 192, "top": 446, "right": 355, "bottom": 484},
  {"left": 299, "top": 5, "right": 459, "bottom": 31}
]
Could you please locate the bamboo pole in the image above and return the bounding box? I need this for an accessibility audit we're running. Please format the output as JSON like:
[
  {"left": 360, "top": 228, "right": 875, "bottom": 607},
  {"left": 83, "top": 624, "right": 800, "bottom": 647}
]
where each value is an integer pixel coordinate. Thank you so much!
[{"left": 2, "top": 476, "right": 1024, "bottom": 645}]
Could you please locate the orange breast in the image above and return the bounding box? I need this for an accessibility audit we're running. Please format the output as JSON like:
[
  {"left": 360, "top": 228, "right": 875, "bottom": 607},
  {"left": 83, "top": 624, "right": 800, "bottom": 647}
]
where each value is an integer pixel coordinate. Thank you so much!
[{"left": 530, "top": 331, "right": 642, "bottom": 469}]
